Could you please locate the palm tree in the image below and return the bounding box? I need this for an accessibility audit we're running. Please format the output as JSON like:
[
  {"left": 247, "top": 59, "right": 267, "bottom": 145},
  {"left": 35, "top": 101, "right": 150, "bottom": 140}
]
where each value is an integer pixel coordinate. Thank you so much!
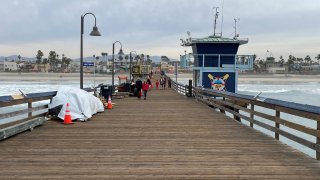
[
  {"left": 48, "top": 51, "right": 57, "bottom": 72},
  {"left": 62, "top": 57, "right": 72, "bottom": 72},
  {"left": 304, "top": 55, "right": 311, "bottom": 66},
  {"left": 315, "top": 54, "right": 320, "bottom": 65},
  {"left": 36, "top": 50, "right": 44, "bottom": 71},
  {"left": 134, "top": 55, "right": 140, "bottom": 65},
  {"left": 252, "top": 54, "right": 257, "bottom": 64},
  {"left": 42, "top": 58, "right": 49, "bottom": 72},
  {"left": 146, "top": 55, "right": 152, "bottom": 65},
  {"left": 124, "top": 55, "right": 129, "bottom": 72},
  {"left": 140, "top": 54, "right": 145, "bottom": 64},
  {"left": 279, "top": 56, "right": 285, "bottom": 67}
]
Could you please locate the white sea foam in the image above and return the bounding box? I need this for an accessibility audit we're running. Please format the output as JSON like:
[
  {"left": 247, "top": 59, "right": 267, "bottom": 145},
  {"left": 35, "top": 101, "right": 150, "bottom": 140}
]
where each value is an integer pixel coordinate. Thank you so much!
[{"left": 238, "top": 84, "right": 320, "bottom": 95}]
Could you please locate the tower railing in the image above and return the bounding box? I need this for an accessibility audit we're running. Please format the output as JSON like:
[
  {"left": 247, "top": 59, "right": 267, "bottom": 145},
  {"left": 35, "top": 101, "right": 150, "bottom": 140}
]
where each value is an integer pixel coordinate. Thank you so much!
[{"left": 190, "top": 54, "right": 253, "bottom": 70}]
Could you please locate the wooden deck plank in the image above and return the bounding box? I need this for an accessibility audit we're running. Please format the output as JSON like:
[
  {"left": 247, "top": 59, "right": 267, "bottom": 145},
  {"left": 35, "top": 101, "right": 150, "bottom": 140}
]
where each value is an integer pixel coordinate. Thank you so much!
[{"left": 0, "top": 85, "right": 320, "bottom": 179}]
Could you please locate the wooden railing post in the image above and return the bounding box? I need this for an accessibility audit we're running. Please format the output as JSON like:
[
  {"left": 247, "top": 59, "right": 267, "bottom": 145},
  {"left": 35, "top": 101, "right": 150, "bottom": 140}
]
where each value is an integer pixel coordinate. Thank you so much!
[
  {"left": 220, "top": 97, "right": 226, "bottom": 114},
  {"left": 317, "top": 120, "right": 320, "bottom": 160},
  {"left": 188, "top": 79, "right": 192, "bottom": 97},
  {"left": 250, "top": 104, "right": 254, "bottom": 127},
  {"left": 233, "top": 100, "right": 241, "bottom": 122},
  {"left": 28, "top": 101, "right": 32, "bottom": 118},
  {"left": 275, "top": 110, "right": 280, "bottom": 140},
  {"left": 185, "top": 85, "right": 188, "bottom": 96}
]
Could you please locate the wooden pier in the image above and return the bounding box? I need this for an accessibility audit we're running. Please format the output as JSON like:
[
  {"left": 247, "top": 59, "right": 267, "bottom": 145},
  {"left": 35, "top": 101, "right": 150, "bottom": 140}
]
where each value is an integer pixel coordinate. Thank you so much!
[{"left": 1, "top": 83, "right": 320, "bottom": 179}]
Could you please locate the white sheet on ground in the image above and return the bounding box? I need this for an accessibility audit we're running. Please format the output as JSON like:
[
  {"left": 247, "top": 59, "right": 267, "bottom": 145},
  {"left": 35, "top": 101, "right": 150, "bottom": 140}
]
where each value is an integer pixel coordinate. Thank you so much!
[{"left": 48, "top": 87, "right": 104, "bottom": 121}]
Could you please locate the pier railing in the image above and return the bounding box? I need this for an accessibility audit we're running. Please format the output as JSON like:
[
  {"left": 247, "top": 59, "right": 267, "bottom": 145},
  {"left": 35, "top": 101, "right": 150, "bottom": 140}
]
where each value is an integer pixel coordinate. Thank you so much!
[
  {"left": 0, "top": 88, "right": 94, "bottom": 140},
  {"left": 171, "top": 80, "right": 188, "bottom": 95},
  {"left": 169, "top": 77, "right": 193, "bottom": 97},
  {"left": 169, "top": 77, "right": 320, "bottom": 160}
]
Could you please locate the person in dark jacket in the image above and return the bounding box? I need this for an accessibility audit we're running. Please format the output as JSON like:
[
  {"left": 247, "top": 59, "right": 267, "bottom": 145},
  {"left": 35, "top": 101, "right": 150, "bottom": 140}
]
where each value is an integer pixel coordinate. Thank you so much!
[
  {"left": 135, "top": 78, "right": 142, "bottom": 98},
  {"left": 147, "top": 78, "right": 152, "bottom": 89}
]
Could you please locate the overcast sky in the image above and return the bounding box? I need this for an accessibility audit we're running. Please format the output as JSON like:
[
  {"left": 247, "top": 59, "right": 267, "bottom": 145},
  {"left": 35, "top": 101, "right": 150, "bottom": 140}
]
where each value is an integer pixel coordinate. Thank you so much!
[{"left": 1, "top": 0, "right": 319, "bottom": 60}]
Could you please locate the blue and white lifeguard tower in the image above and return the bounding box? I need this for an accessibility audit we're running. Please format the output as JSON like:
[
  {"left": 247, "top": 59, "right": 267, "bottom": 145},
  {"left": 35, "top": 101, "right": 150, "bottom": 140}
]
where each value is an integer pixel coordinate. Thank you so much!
[{"left": 181, "top": 12, "right": 253, "bottom": 93}]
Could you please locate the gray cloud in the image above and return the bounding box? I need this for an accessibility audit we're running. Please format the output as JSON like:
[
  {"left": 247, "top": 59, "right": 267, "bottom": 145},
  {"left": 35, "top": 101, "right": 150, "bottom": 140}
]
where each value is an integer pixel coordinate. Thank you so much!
[{"left": 0, "top": 0, "right": 319, "bottom": 59}]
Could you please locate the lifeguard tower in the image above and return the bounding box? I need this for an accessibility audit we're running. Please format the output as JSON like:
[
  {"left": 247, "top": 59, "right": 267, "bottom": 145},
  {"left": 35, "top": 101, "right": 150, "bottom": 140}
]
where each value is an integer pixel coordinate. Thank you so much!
[{"left": 181, "top": 10, "right": 253, "bottom": 93}]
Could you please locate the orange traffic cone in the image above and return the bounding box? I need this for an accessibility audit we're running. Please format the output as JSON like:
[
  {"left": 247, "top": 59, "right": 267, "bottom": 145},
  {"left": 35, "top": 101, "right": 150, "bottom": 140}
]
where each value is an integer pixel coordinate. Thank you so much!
[
  {"left": 64, "top": 103, "right": 72, "bottom": 124},
  {"left": 107, "top": 96, "right": 113, "bottom": 109}
]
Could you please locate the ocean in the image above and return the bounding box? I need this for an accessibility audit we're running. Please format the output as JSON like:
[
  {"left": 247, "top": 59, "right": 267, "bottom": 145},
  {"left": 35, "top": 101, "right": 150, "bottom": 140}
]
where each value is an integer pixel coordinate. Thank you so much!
[{"left": 0, "top": 76, "right": 319, "bottom": 158}]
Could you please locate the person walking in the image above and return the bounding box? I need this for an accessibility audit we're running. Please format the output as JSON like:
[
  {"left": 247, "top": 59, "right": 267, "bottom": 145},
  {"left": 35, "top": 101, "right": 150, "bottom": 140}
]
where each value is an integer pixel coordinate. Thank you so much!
[
  {"left": 160, "top": 77, "right": 164, "bottom": 90},
  {"left": 142, "top": 81, "right": 149, "bottom": 100},
  {"left": 147, "top": 78, "right": 152, "bottom": 89},
  {"left": 156, "top": 80, "right": 159, "bottom": 89},
  {"left": 168, "top": 78, "right": 172, "bottom": 88},
  {"left": 135, "top": 78, "right": 142, "bottom": 99}
]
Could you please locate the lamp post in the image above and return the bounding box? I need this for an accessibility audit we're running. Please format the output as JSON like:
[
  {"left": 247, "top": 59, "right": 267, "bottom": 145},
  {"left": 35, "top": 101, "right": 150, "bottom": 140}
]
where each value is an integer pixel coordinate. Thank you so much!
[
  {"left": 101, "top": 52, "right": 108, "bottom": 72},
  {"left": 184, "top": 50, "right": 187, "bottom": 67},
  {"left": 129, "top": 51, "right": 137, "bottom": 82},
  {"left": 112, "top": 41, "right": 124, "bottom": 93},
  {"left": 92, "top": 55, "right": 96, "bottom": 88},
  {"left": 80, "top": 12, "right": 101, "bottom": 89}
]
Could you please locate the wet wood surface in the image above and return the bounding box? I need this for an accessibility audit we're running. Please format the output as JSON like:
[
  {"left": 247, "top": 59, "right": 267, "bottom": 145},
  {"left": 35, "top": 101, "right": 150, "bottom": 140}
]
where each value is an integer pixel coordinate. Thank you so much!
[{"left": 1, "top": 84, "right": 320, "bottom": 179}]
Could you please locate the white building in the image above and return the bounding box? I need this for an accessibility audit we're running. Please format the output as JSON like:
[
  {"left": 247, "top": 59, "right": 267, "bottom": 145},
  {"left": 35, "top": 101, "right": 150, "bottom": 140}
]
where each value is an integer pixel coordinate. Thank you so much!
[
  {"left": 4, "top": 61, "right": 18, "bottom": 71},
  {"left": 0, "top": 61, "right": 4, "bottom": 71},
  {"left": 267, "top": 67, "right": 286, "bottom": 73}
]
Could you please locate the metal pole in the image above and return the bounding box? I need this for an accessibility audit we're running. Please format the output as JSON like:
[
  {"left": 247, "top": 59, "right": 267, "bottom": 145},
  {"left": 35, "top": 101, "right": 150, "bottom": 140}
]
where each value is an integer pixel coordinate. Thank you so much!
[
  {"left": 129, "top": 51, "right": 137, "bottom": 82},
  {"left": 80, "top": 16, "right": 84, "bottom": 89},
  {"left": 93, "top": 55, "right": 96, "bottom": 89},
  {"left": 175, "top": 63, "right": 178, "bottom": 82},
  {"left": 112, "top": 43, "right": 115, "bottom": 94},
  {"left": 184, "top": 50, "right": 187, "bottom": 67},
  {"left": 80, "top": 13, "right": 101, "bottom": 89},
  {"left": 129, "top": 52, "right": 132, "bottom": 82}
]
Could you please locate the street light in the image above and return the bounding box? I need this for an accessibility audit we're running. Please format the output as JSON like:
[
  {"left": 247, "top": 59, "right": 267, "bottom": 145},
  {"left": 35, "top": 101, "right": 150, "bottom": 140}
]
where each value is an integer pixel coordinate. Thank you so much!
[
  {"left": 112, "top": 41, "right": 124, "bottom": 93},
  {"left": 80, "top": 12, "right": 101, "bottom": 89},
  {"left": 101, "top": 52, "right": 108, "bottom": 72},
  {"left": 129, "top": 51, "right": 137, "bottom": 82},
  {"left": 184, "top": 50, "right": 187, "bottom": 67}
]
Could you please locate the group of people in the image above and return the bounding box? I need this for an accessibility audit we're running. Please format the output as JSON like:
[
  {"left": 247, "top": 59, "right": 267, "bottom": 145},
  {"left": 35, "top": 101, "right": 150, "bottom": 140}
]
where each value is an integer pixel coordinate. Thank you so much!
[
  {"left": 131, "top": 70, "right": 172, "bottom": 100},
  {"left": 134, "top": 77, "right": 152, "bottom": 100},
  {"left": 155, "top": 76, "right": 171, "bottom": 90}
]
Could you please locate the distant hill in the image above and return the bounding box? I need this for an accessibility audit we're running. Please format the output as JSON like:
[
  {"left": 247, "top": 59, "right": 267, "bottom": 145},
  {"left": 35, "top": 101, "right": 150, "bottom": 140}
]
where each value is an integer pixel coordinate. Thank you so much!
[
  {"left": 0, "top": 55, "right": 35, "bottom": 61},
  {"left": 0, "top": 54, "right": 174, "bottom": 63}
]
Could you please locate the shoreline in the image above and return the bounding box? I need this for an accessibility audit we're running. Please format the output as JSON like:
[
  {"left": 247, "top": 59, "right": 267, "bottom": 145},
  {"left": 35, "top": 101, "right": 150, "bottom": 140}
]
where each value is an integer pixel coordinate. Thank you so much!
[{"left": 0, "top": 72, "right": 320, "bottom": 84}]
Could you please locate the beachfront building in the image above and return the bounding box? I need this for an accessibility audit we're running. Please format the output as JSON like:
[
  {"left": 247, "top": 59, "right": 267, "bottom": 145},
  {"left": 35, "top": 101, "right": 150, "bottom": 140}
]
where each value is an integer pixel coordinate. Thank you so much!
[
  {"left": 3, "top": 61, "right": 18, "bottom": 71},
  {"left": 32, "top": 64, "right": 50, "bottom": 72},
  {"left": 180, "top": 54, "right": 189, "bottom": 69},
  {"left": 0, "top": 61, "right": 4, "bottom": 71},
  {"left": 267, "top": 67, "right": 287, "bottom": 73},
  {"left": 160, "top": 61, "right": 169, "bottom": 73}
]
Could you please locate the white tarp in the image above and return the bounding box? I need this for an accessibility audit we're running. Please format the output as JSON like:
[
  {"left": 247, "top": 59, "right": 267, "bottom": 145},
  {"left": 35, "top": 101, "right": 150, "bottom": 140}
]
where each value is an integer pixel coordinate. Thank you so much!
[{"left": 48, "top": 87, "right": 104, "bottom": 121}]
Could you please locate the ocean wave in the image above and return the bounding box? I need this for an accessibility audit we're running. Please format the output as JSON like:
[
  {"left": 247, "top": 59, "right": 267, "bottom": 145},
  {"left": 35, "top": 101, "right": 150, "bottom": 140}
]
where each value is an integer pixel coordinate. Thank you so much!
[{"left": 238, "top": 84, "right": 320, "bottom": 95}]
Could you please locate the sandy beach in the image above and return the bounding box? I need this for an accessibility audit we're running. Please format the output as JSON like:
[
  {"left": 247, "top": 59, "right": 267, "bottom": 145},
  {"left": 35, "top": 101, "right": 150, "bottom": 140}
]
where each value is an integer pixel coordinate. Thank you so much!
[{"left": 0, "top": 72, "right": 319, "bottom": 84}]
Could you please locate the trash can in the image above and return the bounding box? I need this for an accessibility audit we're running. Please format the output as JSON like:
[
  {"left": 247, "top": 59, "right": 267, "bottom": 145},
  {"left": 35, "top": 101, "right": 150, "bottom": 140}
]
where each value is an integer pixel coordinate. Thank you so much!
[{"left": 100, "top": 85, "right": 112, "bottom": 100}]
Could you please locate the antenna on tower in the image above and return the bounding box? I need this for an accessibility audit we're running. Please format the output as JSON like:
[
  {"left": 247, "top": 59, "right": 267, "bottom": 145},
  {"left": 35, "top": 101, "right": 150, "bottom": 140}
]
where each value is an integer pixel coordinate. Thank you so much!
[
  {"left": 213, "top": 6, "right": 219, "bottom": 36},
  {"left": 233, "top": 18, "right": 240, "bottom": 39},
  {"left": 220, "top": 0, "right": 225, "bottom": 36}
]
